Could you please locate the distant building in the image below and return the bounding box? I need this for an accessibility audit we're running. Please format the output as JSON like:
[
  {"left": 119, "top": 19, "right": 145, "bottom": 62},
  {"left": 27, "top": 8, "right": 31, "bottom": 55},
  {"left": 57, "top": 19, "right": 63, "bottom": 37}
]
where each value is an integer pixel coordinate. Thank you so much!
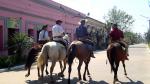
[
  {"left": 86, "top": 17, "right": 107, "bottom": 49},
  {"left": 0, "top": 0, "right": 86, "bottom": 55}
]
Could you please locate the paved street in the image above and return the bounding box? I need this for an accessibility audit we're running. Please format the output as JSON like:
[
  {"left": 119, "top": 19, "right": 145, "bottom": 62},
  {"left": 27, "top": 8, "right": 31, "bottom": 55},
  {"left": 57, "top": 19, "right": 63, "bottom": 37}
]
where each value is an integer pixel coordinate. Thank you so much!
[{"left": 0, "top": 43, "right": 150, "bottom": 84}]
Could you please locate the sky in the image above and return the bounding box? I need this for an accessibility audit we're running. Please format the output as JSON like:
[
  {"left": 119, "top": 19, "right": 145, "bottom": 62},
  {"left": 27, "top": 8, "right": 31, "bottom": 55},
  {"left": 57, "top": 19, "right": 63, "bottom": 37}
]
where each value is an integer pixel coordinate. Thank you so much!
[{"left": 54, "top": 0, "right": 150, "bottom": 34}]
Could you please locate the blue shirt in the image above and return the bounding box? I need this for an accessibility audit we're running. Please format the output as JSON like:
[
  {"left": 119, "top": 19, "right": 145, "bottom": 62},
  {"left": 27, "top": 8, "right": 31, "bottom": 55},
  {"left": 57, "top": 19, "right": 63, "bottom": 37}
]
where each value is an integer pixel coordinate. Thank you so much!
[{"left": 75, "top": 25, "right": 88, "bottom": 38}]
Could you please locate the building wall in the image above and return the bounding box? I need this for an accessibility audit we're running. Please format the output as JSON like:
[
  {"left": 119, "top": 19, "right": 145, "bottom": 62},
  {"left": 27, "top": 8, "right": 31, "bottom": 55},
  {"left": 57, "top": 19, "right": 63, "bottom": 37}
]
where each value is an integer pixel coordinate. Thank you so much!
[{"left": 0, "top": 0, "right": 86, "bottom": 55}]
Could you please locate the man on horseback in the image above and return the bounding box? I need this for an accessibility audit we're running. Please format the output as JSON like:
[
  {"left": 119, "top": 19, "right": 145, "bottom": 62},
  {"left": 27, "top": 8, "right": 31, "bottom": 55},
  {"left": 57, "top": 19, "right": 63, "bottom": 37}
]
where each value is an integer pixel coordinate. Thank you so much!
[
  {"left": 38, "top": 25, "right": 50, "bottom": 45},
  {"left": 52, "top": 20, "right": 67, "bottom": 49},
  {"left": 75, "top": 19, "right": 95, "bottom": 58},
  {"left": 107, "top": 23, "right": 129, "bottom": 56}
]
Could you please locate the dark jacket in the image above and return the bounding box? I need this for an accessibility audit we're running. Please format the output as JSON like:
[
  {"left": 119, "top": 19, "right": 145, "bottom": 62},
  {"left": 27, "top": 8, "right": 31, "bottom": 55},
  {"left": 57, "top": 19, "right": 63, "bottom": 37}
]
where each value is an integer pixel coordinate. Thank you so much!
[{"left": 75, "top": 25, "right": 88, "bottom": 38}]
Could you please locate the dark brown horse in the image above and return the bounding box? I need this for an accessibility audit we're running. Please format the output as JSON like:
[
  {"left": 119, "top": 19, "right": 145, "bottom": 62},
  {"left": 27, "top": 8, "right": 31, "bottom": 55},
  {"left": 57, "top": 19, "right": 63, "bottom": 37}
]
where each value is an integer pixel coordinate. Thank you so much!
[
  {"left": 25, "top": 44, "right": 49, "bottom": 77},
  {"left": 107, "top": 42, "right": 128, "bottom": 83},
  {"left": 67, "top": 41, "right": 91, "bottom": 84}
]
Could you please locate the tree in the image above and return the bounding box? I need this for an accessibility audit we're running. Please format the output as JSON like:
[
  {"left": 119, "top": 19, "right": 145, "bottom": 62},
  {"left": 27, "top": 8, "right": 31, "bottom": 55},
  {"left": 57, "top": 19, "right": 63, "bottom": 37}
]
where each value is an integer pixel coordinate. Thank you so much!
[
  {"left": 104, "top": 6, "right": 134, "bottom": 31},
  {"left": 124, "top": 31, "right": 144, "bottom": 44}
]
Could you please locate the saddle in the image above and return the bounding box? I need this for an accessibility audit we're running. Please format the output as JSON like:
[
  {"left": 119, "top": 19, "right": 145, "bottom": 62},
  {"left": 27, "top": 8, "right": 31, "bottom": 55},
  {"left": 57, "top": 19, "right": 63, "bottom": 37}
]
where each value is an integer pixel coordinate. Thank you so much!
[
  {"left": 53, "top": 40, "right": 67, "bottom": 50},
  {"left": 79, "top": 39, "right": 95, "bottom": 58},
  {"left": 109, "top": 42, "right": 125, "bottom": 52}
]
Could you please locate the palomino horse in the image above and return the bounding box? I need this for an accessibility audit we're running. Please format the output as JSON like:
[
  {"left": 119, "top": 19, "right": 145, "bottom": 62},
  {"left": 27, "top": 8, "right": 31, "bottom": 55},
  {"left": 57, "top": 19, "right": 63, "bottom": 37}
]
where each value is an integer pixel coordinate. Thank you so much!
[
  {"left": 37, "top": 41, "right": 67, "bottom": 80},
  {"left": 25, "top": 35, "right": 69, "bottom": 78},
  {"left": 107, "top": 42, "right": 128, "bottom": 83},
  {"left": 67, "top": 40, "right": 91, "bottom": 84}
]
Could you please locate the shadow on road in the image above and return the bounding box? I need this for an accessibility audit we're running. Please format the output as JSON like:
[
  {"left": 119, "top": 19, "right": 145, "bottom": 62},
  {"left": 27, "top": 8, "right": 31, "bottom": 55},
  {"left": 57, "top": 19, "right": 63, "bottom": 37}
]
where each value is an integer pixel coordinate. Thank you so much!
[
  {"left": 25, "top": 75, "right": 144, "bottom": 84},
  {"left": 25, "top": 73, "right": 109, "bottom": 84},
  {"left": 117, "top": 76, "right": 144, "bottom": 84}
]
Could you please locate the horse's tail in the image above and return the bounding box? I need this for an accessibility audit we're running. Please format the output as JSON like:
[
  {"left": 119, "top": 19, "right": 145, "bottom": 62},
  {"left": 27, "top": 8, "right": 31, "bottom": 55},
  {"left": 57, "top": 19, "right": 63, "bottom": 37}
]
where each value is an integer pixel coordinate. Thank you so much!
[
  {"left": 67, "top": 44, "right": 76, "bottom": 65},
  {"left": 110, "top": 47, "right": 117, "bottom": 72},
  {"left": 37, "top": 46, "right": 47, "bottom": 69}
]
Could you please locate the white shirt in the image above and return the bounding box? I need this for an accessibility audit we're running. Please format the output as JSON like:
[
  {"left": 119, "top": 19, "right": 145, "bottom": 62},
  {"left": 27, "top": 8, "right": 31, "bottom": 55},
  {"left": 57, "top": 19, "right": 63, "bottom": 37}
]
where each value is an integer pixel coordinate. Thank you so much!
[
  {"left": 38, "top": 30, "right": 49, "bottom": 41},
  {"left": 52, "top": 24, "right": 64, "bottom": 37}
]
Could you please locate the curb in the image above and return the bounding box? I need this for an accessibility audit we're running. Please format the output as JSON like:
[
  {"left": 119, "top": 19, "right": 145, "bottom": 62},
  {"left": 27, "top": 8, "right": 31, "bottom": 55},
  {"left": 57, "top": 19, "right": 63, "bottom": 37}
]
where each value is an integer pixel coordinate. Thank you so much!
[
  {"left": 146, "top": 44, "right": 150, "bottom": 53},
  {"left": 0, "top": 64, "right": 25, "bottom": 73}
]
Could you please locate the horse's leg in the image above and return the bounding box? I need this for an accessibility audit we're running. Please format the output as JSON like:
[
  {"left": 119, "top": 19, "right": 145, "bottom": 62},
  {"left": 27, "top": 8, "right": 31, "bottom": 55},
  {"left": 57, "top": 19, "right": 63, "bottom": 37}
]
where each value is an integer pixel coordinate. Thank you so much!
[
  {"left": 37, "top": 66, "right": 40, "bottom": 78},
  {"left": 25, "top": 67, "right": 30, "bottom": 77},
  {"left": 59, "top": 59, "right": 66, "bottom": 77},
  {"left": 87, "top": 67, "right": 90, "bottom": 75},
  {"left": 113, "top": 61, "right": 119, "bottom": 83},
  {"left": 50, "top": 61, "right": 56, "bottom": 79},
  {"left": 45, "top": 60, "right": 49, "bottom": 75},
  {"left": 41, "top": 64, "right": 45, "bottom": 78},
  {"left": 59, "top": 61, "right": 63, "bottom": 72},
  {"left": 78, "top": 60, "right": 83, "bottom": 80},
  {"left": 122, "top": 60, "right": 127, "bottom": 76},
  {"left": 87, "top": 58, "right": 91, "bottom": 76},
  {"left": 83, "top": 61, "right": 88, "bottom": 81},
  {"left": 68, "top": 63, "right": 72, "bottom": 84},
  {"left": 62, "top": 59, "right": 66, "bottom": 73}
]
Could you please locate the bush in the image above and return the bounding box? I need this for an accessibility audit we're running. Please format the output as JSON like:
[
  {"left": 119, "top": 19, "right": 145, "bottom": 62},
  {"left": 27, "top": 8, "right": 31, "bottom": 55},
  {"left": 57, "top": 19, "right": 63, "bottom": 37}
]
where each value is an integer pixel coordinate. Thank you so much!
[
  {"left": 8, "top": 32, "right": 32, "bottom": 63},
  {"left": 148, "top": 42, "right": 150, "bottom": 48},
  {"left": 0, "top": 55, "right": 25, "bottom": 69},
  {"left": 0, "top": 56, "right": 9, "bottom": 68}
]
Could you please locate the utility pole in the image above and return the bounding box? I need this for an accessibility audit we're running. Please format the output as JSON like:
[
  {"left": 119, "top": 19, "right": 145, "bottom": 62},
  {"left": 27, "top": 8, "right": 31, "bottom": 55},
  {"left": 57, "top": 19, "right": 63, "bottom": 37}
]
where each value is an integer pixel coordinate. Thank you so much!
[{"left": 140, "top": 15, "right": 150, "bottom": 29}]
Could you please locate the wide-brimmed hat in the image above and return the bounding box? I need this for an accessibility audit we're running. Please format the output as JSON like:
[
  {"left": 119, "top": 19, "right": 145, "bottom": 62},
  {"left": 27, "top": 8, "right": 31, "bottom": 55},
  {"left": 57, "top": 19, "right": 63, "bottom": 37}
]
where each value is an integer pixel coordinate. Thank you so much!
[{"left": 56, "top": 20, "right": 62, "bottom": 24}]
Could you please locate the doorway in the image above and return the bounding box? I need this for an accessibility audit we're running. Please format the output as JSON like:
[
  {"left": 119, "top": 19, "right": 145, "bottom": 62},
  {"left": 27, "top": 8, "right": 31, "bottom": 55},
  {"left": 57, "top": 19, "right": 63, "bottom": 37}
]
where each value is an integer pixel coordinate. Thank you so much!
[{"left": 8, "top": 28, "right": 19, "bottom": 55}]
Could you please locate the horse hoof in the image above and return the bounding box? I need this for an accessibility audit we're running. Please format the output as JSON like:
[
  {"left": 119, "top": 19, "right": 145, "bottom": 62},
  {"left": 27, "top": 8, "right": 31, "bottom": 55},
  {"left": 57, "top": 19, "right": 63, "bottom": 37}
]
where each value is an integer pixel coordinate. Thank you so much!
[
  {"left": 83, "top": 78, "right": 87, "bottom": 81},
  {"left": 68, "top": 80, "right": 71, "bottom": 84},
  {"left": 79, "top": 78, "right": 82, "bottom": 81},
  {"left": 46, "top": 71, "right": 49, "bottom": 75},
  {"left": 114, "top": 78, "right": 119, "bottom": 81},
  {"left": 87, "top": 73, "right": 90, "bottom": 76},
  {"left": 60, "top": 74, "right": 64, "bottom": 77},
  {"left": 50, "top": 80, "right": 55, "bottom": 83},
  {"left": 25, "top": 73, "right": 30, "bottom": 77},
  {"left": 58, "top": 73, "right": 64, "bottom": 77}
]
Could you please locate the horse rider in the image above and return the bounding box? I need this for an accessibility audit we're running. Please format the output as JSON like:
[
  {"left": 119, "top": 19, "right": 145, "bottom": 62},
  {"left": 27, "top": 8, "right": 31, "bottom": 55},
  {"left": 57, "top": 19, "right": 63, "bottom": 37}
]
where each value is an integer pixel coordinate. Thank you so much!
[
  {"left": 52, "top": 20, "right": 67, "bottom": 49},
  {"left": 75, "top": 19, "right": 95, "bottom": 58},
  {"left": 107, "top": 23, "right": 129, "bottom": 56},
  {"left": 38, "top": 25, "right": 50, "bottom": 46}
]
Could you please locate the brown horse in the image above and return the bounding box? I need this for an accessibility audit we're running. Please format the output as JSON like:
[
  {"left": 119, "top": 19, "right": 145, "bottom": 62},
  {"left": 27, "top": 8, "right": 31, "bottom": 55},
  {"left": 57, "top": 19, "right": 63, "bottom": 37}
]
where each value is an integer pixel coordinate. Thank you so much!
[
  {"left": 107, "top": 42, "right": 128, "bottom": 83},
  {"left": 67, "top": 41, "right": 91, "bottom": 84}
]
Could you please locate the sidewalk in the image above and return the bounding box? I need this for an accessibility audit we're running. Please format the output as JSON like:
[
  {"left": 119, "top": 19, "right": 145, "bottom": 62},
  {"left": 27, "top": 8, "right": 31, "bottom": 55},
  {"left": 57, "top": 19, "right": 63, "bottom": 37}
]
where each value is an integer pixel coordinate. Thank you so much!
[
  {"left": 146, "top": 43, "right": 150, "bottom": 53},
  {"left": 0, "top": 64, "right": 25, "bottom": 73}
]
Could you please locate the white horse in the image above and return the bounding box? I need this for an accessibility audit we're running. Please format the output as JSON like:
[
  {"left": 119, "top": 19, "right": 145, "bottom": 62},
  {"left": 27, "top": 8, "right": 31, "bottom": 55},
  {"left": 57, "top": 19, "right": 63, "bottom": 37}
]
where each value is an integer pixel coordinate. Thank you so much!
[{"left": 37, "top": 41, "right": 67, "bottom": 80}]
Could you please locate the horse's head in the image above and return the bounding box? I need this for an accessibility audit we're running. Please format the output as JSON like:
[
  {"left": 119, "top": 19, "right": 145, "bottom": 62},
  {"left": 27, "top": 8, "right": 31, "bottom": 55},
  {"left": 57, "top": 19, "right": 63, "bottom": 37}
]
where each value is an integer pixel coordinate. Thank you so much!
[{"left": 63, "top": 34, "right": 70, "bottom": 46}]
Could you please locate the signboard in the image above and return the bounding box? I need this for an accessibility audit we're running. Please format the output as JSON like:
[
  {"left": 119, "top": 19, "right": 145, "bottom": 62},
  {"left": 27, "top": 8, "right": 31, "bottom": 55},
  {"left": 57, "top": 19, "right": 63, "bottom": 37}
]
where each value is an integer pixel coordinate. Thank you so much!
[{"left": 7, "top": 17, "right": 21, "bottom": 28}]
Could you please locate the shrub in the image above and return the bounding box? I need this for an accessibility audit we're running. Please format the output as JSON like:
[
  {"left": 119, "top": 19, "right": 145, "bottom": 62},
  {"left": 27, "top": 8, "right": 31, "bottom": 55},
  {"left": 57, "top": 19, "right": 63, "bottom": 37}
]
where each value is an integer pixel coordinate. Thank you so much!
[{"left": 8, "top": 32, "right": 32, "bottom": 63}]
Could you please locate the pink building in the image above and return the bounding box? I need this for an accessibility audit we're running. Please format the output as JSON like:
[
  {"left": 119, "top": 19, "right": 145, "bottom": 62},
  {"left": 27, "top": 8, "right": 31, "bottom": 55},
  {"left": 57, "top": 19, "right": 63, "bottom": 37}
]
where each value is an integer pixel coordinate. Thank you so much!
[{"left": 0, "top": 0, "right": 86, "bottom": 55}]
